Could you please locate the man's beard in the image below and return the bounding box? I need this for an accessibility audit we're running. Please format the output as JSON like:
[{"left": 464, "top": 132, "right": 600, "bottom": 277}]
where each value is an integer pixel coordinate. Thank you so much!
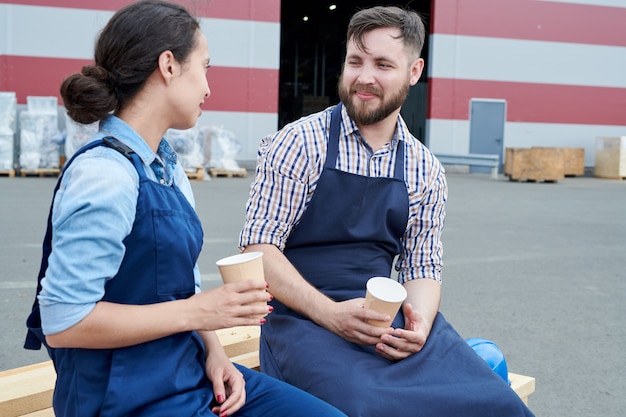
[{"left": 338, "top": 75, "right": 410, "bottom": 126}]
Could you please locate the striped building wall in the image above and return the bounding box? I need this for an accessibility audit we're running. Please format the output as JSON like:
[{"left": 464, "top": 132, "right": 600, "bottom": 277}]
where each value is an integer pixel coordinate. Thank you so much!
[
  {"left": 0, "top": 0, "right": 280, "bottom": 162},
  {"left": 427, "top": 0, "right": 626, "bottom": 166}
]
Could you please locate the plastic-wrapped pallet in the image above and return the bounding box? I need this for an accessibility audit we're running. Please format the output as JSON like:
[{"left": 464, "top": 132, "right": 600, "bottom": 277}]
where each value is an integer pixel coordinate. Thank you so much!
[
  {"left": 165, "top": 124, "right": 204, "bottom": 170},
  {"left": 64, "top": 113, "right": 99, "bottom": 159},
  {"left": 0, "top": 92, "right": 17, "bottom": 170},
  {"left": 205, "top": 125, "right": 241, "bottom": 171},
  {"left": 19, "top": 96, "right": 62, "bottom": 170}
]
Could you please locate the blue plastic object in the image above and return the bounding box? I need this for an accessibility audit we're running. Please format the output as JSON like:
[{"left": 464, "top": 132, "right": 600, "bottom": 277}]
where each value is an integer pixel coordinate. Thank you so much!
[{"left": 466, "top": 338, "right": 509, "bottom": 384}]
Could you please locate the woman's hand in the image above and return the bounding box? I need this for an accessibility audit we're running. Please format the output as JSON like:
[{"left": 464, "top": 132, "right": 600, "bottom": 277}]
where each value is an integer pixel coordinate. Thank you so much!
[
  {"left": 189, "top": 280, "right": 272, "bottom": 331},
  {"left": 205, "top": 349, "right": 246, "bottom": 417}
]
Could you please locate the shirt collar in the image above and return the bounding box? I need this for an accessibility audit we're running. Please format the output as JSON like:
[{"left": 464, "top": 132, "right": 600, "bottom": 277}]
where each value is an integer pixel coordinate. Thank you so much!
[
  {"left": 97, "top": 116, "right": 177, "bottom": 184},
  {"left": 338, "top": 104, "right": 405, "bottom": 150}
]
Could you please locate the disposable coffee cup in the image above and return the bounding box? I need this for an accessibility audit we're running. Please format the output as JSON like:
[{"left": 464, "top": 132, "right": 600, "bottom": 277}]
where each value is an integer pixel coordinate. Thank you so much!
[
  {"left": 364, "top": 277, "right": 407, "bottom": 327},
  {"left": 216, "top": 252, "right": 267, "bottom": 318}
]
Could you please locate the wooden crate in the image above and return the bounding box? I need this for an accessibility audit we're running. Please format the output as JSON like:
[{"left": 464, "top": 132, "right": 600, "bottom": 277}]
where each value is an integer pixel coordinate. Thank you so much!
[
  {"left": 595, "top": 136, "right": 626, "bottom": 179},
  {"left": 505, "top": 147, "right": 564, "bottom": 182},
  {"left": 555, "top": 147, "right": 585, "bottom": 176}
]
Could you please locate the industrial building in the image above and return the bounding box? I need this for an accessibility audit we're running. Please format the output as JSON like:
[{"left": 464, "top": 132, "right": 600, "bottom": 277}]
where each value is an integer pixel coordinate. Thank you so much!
[{"left": 1, "top": 0, "right": 624, "bottom": 169}]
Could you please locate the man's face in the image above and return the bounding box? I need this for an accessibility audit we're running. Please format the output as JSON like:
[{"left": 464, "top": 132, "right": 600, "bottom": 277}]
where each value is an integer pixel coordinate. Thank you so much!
[{"left": 338, "top": 27, "right": 423, "bottom": 126}]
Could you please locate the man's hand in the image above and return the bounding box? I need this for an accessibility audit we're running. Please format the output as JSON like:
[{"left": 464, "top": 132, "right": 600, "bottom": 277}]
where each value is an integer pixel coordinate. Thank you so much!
[
  {"left": 374, "top": 303, "right": 432, "bottom": 361},
  {"left": 323, "top": 298, "right": 394, "bottom": 345}
]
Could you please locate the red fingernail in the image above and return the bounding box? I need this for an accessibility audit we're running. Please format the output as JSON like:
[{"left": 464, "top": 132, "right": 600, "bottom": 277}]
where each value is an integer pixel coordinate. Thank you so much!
[
  {"left": 217, "top": 394, "right": 224, "bottom": 403},
  {"left": 260, "top": 318, "right": 267, "bottom": 324},
  {"left": 266, "top": 282, "right": 269, "bottom": 289},
  {"left": 268, "top": 306, "right": 274, "bottom": 312},
  {"left": 268, "top": 294, "right": 274, "bottom": 301}
]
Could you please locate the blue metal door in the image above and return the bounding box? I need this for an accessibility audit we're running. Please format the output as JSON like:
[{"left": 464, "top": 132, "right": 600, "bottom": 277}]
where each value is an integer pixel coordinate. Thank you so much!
[{"left": 469, "top": 99, "right": 506, "bottom": 173}]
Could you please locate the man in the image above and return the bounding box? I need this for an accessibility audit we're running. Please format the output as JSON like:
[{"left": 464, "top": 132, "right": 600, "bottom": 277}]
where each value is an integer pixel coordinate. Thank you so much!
[{"left": 239, "top": 6, "right": 534, "bottom": 416}]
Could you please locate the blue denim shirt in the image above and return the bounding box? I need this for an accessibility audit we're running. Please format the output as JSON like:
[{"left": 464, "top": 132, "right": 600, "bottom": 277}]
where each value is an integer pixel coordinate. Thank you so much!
[{"left": 38, "top": 116, "right": 201, "bottom": 335}]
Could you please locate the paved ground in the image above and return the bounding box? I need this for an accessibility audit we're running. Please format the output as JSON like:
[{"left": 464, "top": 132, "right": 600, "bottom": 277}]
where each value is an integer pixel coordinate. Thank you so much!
[{"left": 1, "top": 171, "right": 624, "bottom": 417}]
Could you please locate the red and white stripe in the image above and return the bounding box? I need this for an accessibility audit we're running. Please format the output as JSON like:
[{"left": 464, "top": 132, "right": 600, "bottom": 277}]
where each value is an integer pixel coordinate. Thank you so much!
[
  {"left": 427, "top": 0, "right": 626, "bottom": 166},
  {"left": 0, "top": 0, "right": 280, "bottom": 161}
]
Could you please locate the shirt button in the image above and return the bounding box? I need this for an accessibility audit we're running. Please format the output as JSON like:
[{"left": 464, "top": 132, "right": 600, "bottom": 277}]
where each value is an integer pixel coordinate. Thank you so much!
[{"left": 159, "top": 179, "right": 165, "bottom": 184}]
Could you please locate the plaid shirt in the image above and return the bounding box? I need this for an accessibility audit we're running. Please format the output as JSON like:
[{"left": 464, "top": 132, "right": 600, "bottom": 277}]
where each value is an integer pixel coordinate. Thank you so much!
[{"left": 239, "top": 105, "right": 447, "bottom": 283}]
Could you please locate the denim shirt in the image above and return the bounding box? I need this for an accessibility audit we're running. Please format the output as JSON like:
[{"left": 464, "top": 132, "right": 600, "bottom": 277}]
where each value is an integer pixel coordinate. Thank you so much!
[{"left": 38, "top": 116, "right": 201, "bottom": 335}]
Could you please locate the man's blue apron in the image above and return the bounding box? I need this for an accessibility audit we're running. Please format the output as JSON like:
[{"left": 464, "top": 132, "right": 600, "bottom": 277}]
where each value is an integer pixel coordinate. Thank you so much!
[
  {"left": 260, "top": 104, "right": 534, "bottom": 416},
  {"left": 24, "top": 138, "right": 214, "bottom": 417}
]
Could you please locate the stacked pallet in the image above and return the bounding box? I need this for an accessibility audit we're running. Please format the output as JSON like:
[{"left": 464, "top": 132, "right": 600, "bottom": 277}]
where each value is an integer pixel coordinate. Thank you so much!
[{"left": 209, "top": 167, "right": 247, "bottom": 178}]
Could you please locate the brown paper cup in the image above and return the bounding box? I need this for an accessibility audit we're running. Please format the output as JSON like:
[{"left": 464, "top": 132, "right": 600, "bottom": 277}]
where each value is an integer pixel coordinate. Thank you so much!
[
  {"left": 364, "top": 277, "right": 407, "bottom": 327},
  {"left": 216, "top": 252, "right": 266, "bottom": 318}
]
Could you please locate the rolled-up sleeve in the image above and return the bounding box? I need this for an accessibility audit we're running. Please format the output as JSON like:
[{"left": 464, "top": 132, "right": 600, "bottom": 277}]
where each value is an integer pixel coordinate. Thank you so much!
[
  {"left": 38, "top": 150, "right": 138, "bottom": 335},
  {"left": 239, "top": 127, "right": 319, "bottom": 251},
  {"left": 396, "top": 160, "right": 447, "bottom": 284}
]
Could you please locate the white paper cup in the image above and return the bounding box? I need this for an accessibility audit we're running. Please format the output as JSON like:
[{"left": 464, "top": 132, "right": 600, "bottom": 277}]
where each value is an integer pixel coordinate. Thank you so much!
[
  {"left": 216, "top": 252, "right": 266, "bottom": 318},
  {"left": 364, "top": 277, "right": 407, "bottom": 327}
]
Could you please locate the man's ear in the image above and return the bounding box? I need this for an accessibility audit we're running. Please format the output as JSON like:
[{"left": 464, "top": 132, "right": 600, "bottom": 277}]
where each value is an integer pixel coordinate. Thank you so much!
[
  {"left": 409, "top": 58, "right": 424, "bottom": 86},
  {"left": 157, "top": 50, "right": 177, "bottom": 85}
]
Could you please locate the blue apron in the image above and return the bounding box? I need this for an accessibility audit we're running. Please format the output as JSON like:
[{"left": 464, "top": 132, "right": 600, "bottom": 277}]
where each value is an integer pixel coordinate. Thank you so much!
[
  {"left": 25, "top": 138, "right": 213, "bottom": 416},
  {"left": 260, "top": 104, "right": 534, "bottom": 417}
]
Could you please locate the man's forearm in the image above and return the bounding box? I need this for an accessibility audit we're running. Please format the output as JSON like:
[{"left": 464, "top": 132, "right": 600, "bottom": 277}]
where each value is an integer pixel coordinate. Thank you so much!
[{"left": 243, "top": 244, "right": 335, "bottom": 326}]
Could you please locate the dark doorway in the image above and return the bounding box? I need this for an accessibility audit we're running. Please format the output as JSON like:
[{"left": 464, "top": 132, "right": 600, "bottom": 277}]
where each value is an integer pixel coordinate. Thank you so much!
[{"left": 278, "top": 1, "right": 432, "bottom": 141}]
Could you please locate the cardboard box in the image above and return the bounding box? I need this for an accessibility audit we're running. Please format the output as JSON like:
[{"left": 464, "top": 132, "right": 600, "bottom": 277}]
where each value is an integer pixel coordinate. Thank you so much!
[{"left": 595, "top": 137, "right": 626, "bottom": 179}]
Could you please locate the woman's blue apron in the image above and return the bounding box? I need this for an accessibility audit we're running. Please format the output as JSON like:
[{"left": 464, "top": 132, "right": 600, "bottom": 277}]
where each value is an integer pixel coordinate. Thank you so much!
[
  {"left": 25, "top": 138, "right": 214, "bottom": 416},
  {"left": 260, "top": 105, "right": 534, "bottom": 417}
]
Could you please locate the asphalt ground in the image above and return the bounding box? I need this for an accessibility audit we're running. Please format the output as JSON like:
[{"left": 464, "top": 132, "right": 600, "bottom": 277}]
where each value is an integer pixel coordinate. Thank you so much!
[{"left": 1, "top": 171, "right": 624, "bottom": 417}]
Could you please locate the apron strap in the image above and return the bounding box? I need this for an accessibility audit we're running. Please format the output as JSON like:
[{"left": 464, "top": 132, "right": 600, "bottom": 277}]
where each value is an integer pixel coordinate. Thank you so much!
[{"left": 324, "top": 103, "right": 343, "bottom": 169}]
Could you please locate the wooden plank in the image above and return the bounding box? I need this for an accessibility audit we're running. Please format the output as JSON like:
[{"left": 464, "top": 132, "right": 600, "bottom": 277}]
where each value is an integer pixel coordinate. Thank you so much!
[
  {"left": 0, "top": 169, "right": 16, "bottom": 177},
  {"left": 0, "top": 361, "right": 55, "bottom": 417},
  {"left": 21, "top": 408, "right": 54, "bottom": 417},
  {"left": 509, "top": 372, "right": 536, "bottom": 405}
]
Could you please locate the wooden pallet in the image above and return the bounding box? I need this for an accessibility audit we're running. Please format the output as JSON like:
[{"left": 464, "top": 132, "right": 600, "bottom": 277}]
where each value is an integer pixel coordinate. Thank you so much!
[
  {"left": 0, "top": 169, "right": 16, "bottom": 177},
  {"left": 185, "top": 167, "right": 205, "bottom": 181},
  {"left": 208, "top": 168, "right": 247, "bottom": 178},
  {"left": 19, "top": 169, "right": 60, "bottom": 178}
]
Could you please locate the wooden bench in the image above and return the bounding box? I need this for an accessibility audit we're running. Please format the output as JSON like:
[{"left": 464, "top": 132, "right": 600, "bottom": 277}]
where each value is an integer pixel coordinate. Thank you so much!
[
  {"left": 435, "top": 153, "right": 501, "bottom": 179},
  {"left": 0, "top": 326, "right": 534, "bottom": 416}
]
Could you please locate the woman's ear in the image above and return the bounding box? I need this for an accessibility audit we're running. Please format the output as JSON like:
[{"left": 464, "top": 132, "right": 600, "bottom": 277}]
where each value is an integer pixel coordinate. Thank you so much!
[{"left": 157, "top": 50, "right": 178, "bottom": 85}]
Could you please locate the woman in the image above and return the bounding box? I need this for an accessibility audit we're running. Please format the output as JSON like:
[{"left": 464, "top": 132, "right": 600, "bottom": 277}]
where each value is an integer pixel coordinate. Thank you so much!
[{"left": 24, "top": 1, "right": 346, "bottom": 416}]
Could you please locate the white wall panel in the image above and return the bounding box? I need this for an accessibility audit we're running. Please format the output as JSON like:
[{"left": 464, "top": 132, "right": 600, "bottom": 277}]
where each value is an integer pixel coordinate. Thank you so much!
[
  {"left": 1, "top": 4, "right": 280, "bottom": 70},
  {"left": 430, "top": 34, "right": 626, "bottom": 88}
]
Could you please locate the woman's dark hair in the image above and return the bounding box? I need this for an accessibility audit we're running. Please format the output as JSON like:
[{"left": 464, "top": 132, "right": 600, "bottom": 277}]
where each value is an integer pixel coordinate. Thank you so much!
[
  {"left": 60, "top": 0, "right": 200, "bottom": 124},
  {"left": 347, "top": 6, "right": 425, "bottom": 61}
]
